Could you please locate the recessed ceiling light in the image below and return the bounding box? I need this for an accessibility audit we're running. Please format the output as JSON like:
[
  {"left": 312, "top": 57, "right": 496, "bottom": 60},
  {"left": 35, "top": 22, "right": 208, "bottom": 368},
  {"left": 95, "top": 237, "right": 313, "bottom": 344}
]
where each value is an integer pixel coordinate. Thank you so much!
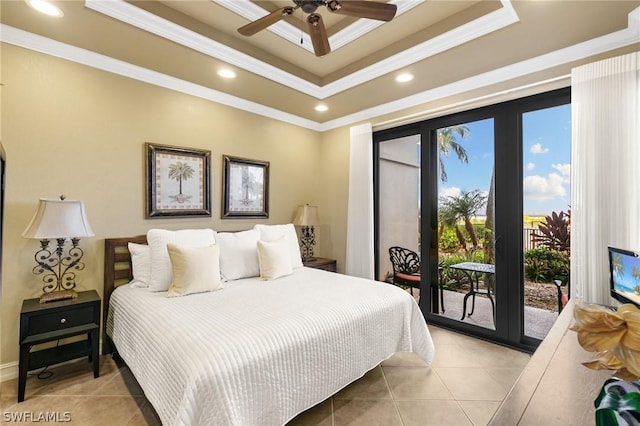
[
  {"left": 315, "top": 104, "right": 329, "bottom": 112},
  {"left": 395, "top": 73, "right": 414, "bottom": 83},
  {"left": 217, "top": 69, "right": 236, "bottom": 79},
  {"left": 25, "top": 0, "right": 63, "bottom": 17}
]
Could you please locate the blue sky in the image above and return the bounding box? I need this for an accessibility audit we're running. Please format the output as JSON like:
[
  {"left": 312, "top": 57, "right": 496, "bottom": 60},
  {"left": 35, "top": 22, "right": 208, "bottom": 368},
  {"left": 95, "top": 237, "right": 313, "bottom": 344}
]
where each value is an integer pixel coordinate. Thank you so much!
[
  {"left": 438, "top": 104, "right": 571, "bottom": 216},
  {"left": 612, "top": 250, "right": 640, "bottom": 293}
]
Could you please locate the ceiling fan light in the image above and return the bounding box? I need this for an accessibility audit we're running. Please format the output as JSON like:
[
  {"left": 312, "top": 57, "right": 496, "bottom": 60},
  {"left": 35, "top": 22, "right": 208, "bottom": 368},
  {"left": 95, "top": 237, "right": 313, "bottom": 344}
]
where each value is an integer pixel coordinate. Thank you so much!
[{"left": 395, "top": 73, "right": 414, "bottom": 83}]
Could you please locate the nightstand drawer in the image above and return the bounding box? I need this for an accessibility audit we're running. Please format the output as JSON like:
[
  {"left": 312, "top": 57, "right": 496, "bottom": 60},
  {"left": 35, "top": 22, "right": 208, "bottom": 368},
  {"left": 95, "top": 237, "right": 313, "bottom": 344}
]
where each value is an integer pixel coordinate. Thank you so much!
[
  {"left": 27, "top": 306, "right": 96, "bottom": 335},
  {"left": 313, "top": 263, "right": 336, "bottom": 272},
  {"left": 303, "top": 258, "right": 337, "bottom": 272}
]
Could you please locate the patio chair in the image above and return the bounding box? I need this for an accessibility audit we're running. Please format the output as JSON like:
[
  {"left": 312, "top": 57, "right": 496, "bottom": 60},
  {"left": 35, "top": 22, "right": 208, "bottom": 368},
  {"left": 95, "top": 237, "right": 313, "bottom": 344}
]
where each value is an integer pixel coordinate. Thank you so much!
[
  {"left": 554, "top": 278, "right": 569, "bottom": 313},
  {"left": 389, "top": 247, "right": 421, "bottom": 298},
  {"left": 388, "top": 247, "right": 445, "bottom": 312}
]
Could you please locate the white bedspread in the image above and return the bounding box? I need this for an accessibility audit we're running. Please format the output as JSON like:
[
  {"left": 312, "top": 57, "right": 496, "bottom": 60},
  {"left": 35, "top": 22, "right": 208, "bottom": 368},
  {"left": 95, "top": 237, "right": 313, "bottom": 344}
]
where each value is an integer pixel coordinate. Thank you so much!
[{"left": 107, "top": 267, "right": 434, "bottom": 426}]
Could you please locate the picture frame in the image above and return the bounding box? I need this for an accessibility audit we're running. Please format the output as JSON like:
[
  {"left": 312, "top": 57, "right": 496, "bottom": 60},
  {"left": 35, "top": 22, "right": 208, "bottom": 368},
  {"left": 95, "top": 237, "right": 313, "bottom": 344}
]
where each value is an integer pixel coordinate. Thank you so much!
[
  {"left": 145, "top": 142, "right": 211, "bottom": 218},
  {"left": 222, "top": 155, "right": 269, "bottom": 218}
]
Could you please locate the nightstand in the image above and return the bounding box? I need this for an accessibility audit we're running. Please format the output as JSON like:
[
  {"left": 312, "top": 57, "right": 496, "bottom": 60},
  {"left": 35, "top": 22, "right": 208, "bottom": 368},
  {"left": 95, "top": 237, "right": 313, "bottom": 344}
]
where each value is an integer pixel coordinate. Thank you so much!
[
  {"left": 18, "top": 290, "right": 101, "bottom": 402},
  {"left": 303, "top": 257, "right": 337, "bottom": 272}
]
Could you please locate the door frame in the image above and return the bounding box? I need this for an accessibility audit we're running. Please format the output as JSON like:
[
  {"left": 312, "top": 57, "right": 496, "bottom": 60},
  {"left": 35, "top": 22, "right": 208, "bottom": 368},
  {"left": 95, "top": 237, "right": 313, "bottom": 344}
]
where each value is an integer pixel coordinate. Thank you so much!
[{"left": 373, "top": 88, "right": 571, "bottom": 352}]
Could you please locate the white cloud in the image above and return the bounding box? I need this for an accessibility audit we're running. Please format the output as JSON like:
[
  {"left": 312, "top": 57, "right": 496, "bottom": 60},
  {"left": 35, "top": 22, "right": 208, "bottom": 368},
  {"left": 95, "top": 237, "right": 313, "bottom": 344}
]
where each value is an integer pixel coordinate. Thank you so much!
[
  {"left": 523, "top": 173, "right": 566, "bottom": 201},
  {"left": 526, "top": 162, "right": 535, "bottom": 171},
  {"left": 530, "top": 143, "right": 549, "bottom": 154},
  {"left": 552, "top": 163, "right": 570, "bottom": 177},
  {"left": 440, "top": 186, "right": 461, "bottom": 199}
]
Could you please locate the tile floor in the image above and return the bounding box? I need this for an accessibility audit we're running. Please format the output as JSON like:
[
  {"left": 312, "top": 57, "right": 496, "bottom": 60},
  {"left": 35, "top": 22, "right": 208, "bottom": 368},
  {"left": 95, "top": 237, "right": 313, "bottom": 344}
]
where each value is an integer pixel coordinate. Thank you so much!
[{"left": 0, "top": 326, "right": 531, "bottom": 425}]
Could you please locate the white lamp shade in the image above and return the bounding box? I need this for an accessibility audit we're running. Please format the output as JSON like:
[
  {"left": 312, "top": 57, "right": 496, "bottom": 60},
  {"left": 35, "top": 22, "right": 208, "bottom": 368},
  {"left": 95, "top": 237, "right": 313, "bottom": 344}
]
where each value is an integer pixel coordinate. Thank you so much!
[
  {"left": 22, "top": 198, "right": 94, "bottom": 239},
  {"left": 293, "top": 205, "right": 320, "bottom": 227}
]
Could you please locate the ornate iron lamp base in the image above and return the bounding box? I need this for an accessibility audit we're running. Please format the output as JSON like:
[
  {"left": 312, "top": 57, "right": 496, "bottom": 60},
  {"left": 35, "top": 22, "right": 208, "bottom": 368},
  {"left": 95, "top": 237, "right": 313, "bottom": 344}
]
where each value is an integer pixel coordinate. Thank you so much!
[
  {"left": 299, "top": 226, "right": 316, "bottom": 263},
  {"left": 39, "top": 289, "right": 78, "bottom": 304},
  {"left": 33, "top": 237, "right": 85, "bottom": 304}
]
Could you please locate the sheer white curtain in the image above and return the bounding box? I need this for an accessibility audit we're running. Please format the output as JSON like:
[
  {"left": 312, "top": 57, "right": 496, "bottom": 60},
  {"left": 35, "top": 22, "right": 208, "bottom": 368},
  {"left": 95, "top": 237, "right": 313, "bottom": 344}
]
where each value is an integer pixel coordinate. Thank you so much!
[
  {"left": 571, "top": 52, "right": 640, "bottom": 305},
  {"left": 345, "top": 123, "right": 375, "bottom": 279}
]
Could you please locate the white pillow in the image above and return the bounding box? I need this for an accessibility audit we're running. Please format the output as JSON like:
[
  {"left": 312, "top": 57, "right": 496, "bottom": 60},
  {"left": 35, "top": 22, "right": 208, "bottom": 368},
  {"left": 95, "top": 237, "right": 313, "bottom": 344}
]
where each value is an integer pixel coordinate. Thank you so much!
[
  {"left": 254, "top": 224, "right": 303, "bottom": 269},
  {"left": 128, "top": 242, "right": 150, "bottom": 288},
  {"left": 216, "top": 229, "right": 260, "bottom": 281},
  {"left": 147, "top": 228, "right": 217, "bottom": 292},
  {"left": 257, "top": 236, "right": 293, "bottom": 280},
  {"left": 166, "top": 244, "right": 223, "bottom": 297}
]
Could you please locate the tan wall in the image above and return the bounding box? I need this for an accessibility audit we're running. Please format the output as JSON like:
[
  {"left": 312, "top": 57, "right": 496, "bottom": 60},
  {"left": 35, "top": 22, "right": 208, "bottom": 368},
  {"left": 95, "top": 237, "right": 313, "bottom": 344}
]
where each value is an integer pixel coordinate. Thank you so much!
[
  {"left": 0, "top": 45, "right": 323, "bottom": 366},
  {"left": 316, "top": 127, "right": 351, "bottom": 274},
  {"left": 2, "top": 37, "right": 636, "bottom": 371}
]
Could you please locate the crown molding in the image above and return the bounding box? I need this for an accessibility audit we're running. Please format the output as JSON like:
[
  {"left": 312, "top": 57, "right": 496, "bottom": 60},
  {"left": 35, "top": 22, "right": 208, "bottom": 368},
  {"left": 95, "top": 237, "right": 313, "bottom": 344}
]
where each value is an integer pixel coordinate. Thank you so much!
[
  {"left": 0, "top": 24, "right": 322, "bottom": 131},
  {"left": 319, "top": 7, "right": 640, "bottom": 131},
  {"left": 84, "top": 0, "right": 323, "bottom": 98},
  {"left": 1, "top": 6, "right": 637, "bottom": 133},
  {"left": 85, "top": 0, "right": 519, "bottom": 99}
]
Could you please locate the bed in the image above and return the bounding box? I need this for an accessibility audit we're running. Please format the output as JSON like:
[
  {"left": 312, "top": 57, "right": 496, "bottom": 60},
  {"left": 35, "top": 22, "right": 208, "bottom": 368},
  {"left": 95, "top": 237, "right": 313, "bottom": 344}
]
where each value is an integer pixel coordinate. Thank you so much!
[{"left": 103, "top": 229, "right": 434, "bottom": 426}]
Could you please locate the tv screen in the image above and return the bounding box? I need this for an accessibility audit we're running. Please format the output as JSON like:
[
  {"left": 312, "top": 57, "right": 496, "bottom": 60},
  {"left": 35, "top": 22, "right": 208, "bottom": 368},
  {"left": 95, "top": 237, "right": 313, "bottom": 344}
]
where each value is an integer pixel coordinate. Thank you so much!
[{"left": 609, "top": 246, "right": 640, "bottom": 307}]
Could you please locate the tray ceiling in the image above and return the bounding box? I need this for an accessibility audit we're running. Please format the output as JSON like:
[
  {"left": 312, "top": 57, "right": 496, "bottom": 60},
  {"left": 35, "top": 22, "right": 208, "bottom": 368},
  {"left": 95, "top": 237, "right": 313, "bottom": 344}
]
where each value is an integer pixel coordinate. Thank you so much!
[{"left": 1, "top": 1, "right": 639, "bottom": 130}]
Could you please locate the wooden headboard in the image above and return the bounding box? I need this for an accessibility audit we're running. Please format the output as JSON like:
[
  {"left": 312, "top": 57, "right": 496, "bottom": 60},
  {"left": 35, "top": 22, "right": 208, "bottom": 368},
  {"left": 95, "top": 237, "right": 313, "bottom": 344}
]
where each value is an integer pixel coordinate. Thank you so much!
[{"left": 103, "top": 235, "right": 146, "bottom": 355}]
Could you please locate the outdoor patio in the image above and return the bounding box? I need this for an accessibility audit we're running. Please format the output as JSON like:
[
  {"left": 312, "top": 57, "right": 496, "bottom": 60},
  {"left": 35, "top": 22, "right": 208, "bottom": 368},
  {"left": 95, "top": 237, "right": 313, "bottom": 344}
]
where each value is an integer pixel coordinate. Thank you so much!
[{"left": 411, "top": 288, "right": 559, "bottom": 340}]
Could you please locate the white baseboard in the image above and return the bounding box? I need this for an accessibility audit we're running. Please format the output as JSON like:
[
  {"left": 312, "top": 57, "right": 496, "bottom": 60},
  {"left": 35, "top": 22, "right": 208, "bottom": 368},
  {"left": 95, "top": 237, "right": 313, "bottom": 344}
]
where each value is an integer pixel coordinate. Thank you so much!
[{"left": 0, "top": 361, "right": 18, "bottom": 382}]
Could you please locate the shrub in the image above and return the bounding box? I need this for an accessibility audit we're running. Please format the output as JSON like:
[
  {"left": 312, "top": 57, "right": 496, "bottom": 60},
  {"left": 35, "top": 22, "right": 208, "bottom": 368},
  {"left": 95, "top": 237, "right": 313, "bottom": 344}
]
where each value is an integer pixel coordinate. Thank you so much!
[
  {"left": 524, "top": 247, "right": 569, "bottom": 283},
  {"left": 439, "top": 249, "right": 486, "bottom": 288},
  {"left": 439, "top": 229, "right": 459, "bottom": 252},
  {"left": 532, "top": 210, "right": 570, "bottom": 252}
]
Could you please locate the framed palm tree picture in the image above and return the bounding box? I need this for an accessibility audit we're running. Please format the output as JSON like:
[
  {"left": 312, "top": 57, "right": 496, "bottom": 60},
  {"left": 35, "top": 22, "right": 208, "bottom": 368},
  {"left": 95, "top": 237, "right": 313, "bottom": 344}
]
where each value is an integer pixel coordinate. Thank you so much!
[
  {"left": 222, "top": 155, "right": 269, "bottom": 218},
  {"left": 145, "top": 143, "right": 211, "bottom": 218}
]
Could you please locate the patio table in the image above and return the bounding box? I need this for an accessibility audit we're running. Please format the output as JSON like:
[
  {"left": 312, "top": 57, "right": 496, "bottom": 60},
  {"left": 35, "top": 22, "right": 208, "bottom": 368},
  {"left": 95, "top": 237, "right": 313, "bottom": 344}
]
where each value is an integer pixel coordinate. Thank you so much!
[{"left": 450, "top": 262, "right": 496, "bottom": 325}]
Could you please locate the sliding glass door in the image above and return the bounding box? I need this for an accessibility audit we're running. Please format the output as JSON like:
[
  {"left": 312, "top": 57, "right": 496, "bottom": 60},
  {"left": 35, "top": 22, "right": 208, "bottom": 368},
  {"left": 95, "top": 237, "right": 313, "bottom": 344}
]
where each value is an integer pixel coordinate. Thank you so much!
[
  {"left": 374, "top": 88, "right": 570, "bottom": 351},
  {"left": 436, "top": 118, "right": 496, "bottom": 332},
  {"left": 376, "top": 134, "right": 421, "bottom": 290},
  {"left": 522, "top": 103, "right": 572, "bottom": 340}
]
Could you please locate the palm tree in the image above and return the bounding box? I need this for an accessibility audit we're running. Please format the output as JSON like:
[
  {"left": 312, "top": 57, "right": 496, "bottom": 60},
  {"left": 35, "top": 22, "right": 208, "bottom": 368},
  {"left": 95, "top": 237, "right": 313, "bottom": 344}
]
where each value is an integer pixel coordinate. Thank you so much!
[
  {"left": 168, "top": 161, "right": 195, "bottom": 197},
  {"left": 439, "top": 204, "right": 466, "bottom": 249},
  {"left": 612, "top": 253, "right": 625, "bottom": 279},
  {"left": 440, "top": 190, "right": 487, "bottom": 248},
  {"left": 437, "top": 125, "right": 470, "bottom": 182},
  {"left": 632, "top": 266, "right": 640, "bottom": 285}
]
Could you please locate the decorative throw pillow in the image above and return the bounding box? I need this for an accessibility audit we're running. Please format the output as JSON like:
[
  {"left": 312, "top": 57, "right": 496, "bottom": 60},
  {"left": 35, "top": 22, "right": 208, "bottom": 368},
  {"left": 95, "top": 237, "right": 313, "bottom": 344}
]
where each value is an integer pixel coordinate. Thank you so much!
[
  {"left": 166, "top": 244, "right": 223, "bottom": 297},
  {"left": 254, "top": 224, "right": 303, "bottom": 269},
  {"left": 216, "top": 229, "right": 260, "bottom": 281},
  {"left": 128, "top": 242, "right": 150, "bottom": 288},
  {"left": 147, "top": 228, "right": 217, "bottom": 292},
  {"left": 257, "top": 236, "right": 293, "bottom": 280}
]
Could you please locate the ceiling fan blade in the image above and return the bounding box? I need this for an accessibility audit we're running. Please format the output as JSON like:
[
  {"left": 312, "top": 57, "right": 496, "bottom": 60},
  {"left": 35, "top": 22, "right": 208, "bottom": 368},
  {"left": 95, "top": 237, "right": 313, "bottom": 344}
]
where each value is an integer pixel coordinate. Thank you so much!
[
  {"left": 326, "top": 1, "right": 397, "bottom": 22},
  {"left": 307, "top": 13, "right": 331, "bottom": 57},
  {"left": 238, "top": 7, "right": 294, "bottom": 36}
]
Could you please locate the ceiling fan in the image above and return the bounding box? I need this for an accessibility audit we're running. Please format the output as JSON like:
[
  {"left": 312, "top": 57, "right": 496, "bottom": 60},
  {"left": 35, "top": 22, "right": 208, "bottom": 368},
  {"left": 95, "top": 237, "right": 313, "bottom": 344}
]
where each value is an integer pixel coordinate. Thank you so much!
[{"left": 237, "top": 1, "right": 398, "bottom": 57}]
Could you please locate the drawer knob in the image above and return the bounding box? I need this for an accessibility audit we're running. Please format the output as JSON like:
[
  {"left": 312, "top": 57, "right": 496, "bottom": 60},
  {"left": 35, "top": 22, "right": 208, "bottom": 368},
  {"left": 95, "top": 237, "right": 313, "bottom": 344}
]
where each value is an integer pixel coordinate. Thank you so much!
[{"left": 60, "top": 318, "right": 66, "bottom": 324}]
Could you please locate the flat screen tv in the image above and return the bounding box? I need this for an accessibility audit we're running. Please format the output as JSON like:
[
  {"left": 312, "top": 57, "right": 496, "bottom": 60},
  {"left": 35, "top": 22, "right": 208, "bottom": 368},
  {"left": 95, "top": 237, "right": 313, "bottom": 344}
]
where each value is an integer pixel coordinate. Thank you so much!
[{"left": 609, "top": 246, "right": 640, "bottom": 307}]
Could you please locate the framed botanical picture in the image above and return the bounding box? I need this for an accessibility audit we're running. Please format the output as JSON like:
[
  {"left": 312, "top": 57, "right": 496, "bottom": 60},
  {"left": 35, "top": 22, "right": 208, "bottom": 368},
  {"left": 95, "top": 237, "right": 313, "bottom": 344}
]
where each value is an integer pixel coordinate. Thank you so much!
[
  {"left": 222, "top": 155, "right": 269, "bottom": 218},
  {"left": 146, "top": 143, "right": 211, "bottom": 218}
]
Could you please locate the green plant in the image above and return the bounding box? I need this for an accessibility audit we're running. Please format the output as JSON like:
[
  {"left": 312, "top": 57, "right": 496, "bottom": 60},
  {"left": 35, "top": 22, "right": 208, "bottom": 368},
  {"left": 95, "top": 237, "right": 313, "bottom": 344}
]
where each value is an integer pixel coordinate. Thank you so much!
[
  {"left": 439, "top": 190, "right": 487, "bottom": 248},
  {"left": 524, "top": 247, "right": 569, "bottom": 283},
  {"left": 438, "top": 229, "right": 459, "bottom": 252},
  {"left": 532, "top": 210, "right": 571, "bottom": 252}
]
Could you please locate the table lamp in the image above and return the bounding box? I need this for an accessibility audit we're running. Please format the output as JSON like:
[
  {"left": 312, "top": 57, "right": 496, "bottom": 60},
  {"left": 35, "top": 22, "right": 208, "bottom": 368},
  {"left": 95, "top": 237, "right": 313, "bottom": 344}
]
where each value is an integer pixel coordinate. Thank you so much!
[
  {"left": 293, "top": 204, "right": 319, "bottom": 261},
  {"left": 22, "top": 196, "right": 94, "bottom": 303}
]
